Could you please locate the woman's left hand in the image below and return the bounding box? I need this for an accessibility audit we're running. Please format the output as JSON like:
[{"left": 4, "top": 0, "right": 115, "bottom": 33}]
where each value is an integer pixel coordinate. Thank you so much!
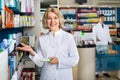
[{"left": 48, "top": 57, "right": 59, "bottom": 64}]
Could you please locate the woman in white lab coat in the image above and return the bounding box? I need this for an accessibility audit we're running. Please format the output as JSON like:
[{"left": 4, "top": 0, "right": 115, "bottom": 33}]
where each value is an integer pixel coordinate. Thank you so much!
[{"left": 16, "top": 7, "right": 79, "bottom": 80}]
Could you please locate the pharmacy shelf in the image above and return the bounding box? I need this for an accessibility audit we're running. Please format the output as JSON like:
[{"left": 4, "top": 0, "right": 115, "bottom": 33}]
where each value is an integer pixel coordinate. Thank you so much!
[
  {"left": 0, "top": 27, "right": 23, "bottom": 42},
  {"left": 8, "top": 7, "right": 21, "bottom": 14}
]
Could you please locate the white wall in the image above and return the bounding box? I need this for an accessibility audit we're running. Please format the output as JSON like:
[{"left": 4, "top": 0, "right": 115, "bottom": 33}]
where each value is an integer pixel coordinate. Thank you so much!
[{"left": 58, "top": 0, "right": 95, "bottom": 5}]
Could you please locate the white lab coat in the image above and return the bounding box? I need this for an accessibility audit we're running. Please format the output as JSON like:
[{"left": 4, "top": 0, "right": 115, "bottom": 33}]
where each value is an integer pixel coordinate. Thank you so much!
[
  {"left": 29, "top": 29, "right": 79, "bottom": 80},
  {"left": 92, "top": 23, "right": 112, "bottom": 45}
]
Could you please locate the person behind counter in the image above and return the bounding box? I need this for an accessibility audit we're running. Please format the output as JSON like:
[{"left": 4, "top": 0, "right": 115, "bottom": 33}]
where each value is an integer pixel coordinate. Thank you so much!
[
  {"left": 93, "top": 14, "right": 114, "bottom": 78},
  {"left": 16, "top": 7, "right": 79, "bottom": 80}
]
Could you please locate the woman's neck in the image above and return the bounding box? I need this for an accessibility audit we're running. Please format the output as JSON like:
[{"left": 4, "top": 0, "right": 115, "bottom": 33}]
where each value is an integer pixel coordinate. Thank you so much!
[{"left": 51, "top": 28, "right": 60, "bottom": 33}]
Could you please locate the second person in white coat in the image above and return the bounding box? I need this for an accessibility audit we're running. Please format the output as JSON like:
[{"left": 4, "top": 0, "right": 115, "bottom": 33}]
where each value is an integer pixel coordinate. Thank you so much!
[{"left": 93, "top": 14, "right": 113, "bottom": 78}]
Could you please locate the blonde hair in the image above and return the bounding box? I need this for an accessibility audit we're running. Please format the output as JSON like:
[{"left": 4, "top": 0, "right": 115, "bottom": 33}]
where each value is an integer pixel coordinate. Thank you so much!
[{"left": 42, "top": 7, "right": 64, "bottom": 29}]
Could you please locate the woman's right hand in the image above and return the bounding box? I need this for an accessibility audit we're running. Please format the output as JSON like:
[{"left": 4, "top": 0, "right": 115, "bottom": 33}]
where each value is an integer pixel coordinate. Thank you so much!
[{"left": 16, "top": 43, "right": 35, "bottom": 56}]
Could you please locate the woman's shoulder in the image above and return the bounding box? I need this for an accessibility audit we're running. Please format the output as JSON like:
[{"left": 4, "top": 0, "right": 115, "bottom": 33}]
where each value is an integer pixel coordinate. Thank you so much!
[
  {"left": 62, "top": 30, "right": 73, "bottom": 38},
  {"left": 38, "top": 32, "right": 49, "bottom": 39}
]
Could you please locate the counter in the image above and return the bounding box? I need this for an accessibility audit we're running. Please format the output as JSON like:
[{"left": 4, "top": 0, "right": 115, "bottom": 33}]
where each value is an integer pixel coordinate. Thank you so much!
[{"left": 77, "top": 45, "right": 96, "bottom": 80}]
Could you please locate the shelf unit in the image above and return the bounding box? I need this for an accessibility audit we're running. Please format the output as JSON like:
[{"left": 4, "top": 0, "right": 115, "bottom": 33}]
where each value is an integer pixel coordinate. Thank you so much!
[
  {"left": 20, "top": 12, "right": 35, "bottom": 28},
  {"left": 0, "top": 4, "right": 24, "bottom": 80},
  {"left": 99, "top": 7, "right": 117, "bottom": 37},
  {"left": 0, "top": 27, "right": 23, "bottom": 42},
  {"left": 59, "top": 7, "right": 77, "bottom": 30},
  {"left": 59, "top": 5, "right": 120, "bottom": 47},
  {"left": 0, "top": 0, "right": 35, "bottom": 80},
  {"left": 59, "top": 5, "right": 120, "bottom": 36},
  {"left": 117, "top": 8, "right": 120, "bottom": 28},
  {"left": 76, "top": 7, "right": 99, "bottom": 31}
]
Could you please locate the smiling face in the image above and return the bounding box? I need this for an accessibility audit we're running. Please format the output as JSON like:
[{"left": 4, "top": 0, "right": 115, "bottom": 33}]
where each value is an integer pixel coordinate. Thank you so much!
[
  {"left": 42, "top": 7, "right": 64, "bottom": 32},
  {"left": 47, "top": 12, "right": 60, "bottom": 33}
]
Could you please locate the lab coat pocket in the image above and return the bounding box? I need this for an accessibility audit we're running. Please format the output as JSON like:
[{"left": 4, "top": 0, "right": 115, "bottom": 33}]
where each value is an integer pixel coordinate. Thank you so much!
[{"left": 61, "top": 45, "right": 70, "bottom": 57}]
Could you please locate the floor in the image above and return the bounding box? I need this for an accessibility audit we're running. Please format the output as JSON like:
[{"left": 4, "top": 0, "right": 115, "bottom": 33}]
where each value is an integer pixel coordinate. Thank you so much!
[
  {"left": 96, "top": 71, "right": 120, "bottom": 80},
  {"left": 96, "top": 75, "right": 120, "bottom": 80}
]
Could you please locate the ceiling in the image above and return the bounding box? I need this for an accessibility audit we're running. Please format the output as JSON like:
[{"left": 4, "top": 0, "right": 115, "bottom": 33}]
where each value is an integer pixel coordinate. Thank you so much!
[{"left": 40, "top": 0, "right": 57, "bottom": 8}]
